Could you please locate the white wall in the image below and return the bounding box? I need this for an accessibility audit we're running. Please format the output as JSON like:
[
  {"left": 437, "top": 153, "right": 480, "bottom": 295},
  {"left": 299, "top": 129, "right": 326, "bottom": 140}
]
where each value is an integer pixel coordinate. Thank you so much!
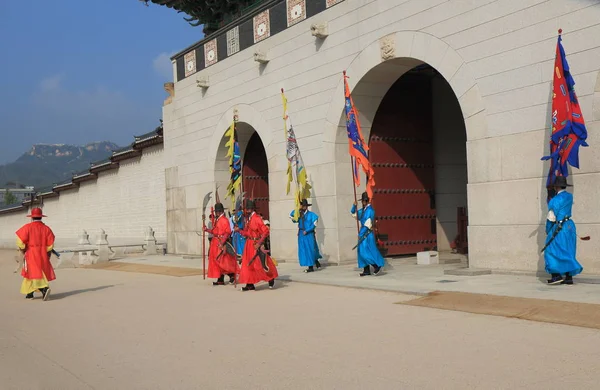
[{"left": 0, "top": 145, "right": 166, "bottom": 249}]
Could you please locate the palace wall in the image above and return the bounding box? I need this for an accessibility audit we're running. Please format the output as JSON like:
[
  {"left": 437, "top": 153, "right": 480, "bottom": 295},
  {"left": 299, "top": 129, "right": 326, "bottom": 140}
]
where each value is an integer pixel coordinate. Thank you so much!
[
  {"left": 165, "top": 0, "right": 600, "bottom": 273},
  {"left": 0, "top": 145, "right": 166, "bottom": 250}
]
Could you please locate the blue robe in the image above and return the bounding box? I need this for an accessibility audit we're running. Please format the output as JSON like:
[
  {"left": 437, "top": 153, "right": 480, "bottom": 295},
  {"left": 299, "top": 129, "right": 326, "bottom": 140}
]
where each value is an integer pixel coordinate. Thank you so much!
[
  {"left": 544, "top": 191, "right": 583, "bottom": 276},
  {"left": 290, "top": 210, "right": 322, "bottom": 267},
  {"left": 351, "top": 204, "right": 385, "bottom": 268},
  {"left": 231, "top": 210, "right": 246, "bottom": 256}
]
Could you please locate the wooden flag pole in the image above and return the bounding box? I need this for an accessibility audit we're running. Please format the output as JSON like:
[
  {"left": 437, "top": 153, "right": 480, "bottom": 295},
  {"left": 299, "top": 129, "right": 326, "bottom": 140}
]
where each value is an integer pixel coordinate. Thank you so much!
[{"left": 351, "top": 157, "right": 360, "bottom": 235}]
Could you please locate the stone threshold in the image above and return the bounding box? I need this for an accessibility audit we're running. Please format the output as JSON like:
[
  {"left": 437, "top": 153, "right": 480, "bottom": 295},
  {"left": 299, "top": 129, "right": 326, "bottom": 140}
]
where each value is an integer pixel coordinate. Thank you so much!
[{"left": 444, "top": 267, "right": 600, "bottom": 284}]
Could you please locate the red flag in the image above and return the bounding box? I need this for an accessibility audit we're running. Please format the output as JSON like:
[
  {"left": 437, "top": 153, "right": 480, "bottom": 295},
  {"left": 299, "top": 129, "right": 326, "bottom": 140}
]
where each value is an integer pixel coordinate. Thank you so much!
[{"left": 343, "top": 71, "right": 375, "bottom": 199}]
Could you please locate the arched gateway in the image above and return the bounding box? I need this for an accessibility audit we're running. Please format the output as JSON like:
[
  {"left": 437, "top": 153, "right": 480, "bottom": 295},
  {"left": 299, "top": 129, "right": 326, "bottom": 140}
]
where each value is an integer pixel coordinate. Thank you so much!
[{"left": 325, "top": 31, "right": 486, "bottom": 262}]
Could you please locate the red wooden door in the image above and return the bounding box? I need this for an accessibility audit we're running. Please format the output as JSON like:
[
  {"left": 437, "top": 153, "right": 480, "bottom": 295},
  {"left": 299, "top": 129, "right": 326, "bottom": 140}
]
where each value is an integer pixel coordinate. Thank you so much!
[
  {"left": 243, "top": 132, "right": 269, "bottom": 220},
  {"left": 369, "top": 72, "right": 436, "bottom": 255}
]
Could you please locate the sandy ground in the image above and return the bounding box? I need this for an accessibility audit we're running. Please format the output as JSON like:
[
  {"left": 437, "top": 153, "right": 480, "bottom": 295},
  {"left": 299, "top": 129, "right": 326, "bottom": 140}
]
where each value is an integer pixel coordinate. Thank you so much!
[{"left": 2, "top": 250, "right": 600, "bottom": 390}]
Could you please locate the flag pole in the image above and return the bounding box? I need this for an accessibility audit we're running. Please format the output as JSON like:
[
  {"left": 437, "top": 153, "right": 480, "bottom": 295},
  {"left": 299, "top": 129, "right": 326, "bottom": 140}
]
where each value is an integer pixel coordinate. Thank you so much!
[{"left": 351, "top": 157, "right": 360, "bottom": 235}]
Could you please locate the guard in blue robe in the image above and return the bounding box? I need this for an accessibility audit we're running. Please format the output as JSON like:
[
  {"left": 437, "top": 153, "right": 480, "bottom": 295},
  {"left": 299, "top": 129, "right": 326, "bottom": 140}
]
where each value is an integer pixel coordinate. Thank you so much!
[
  {"left": 351, "top": 192, "right": 385, "bottom": 276},
  {"left": 290, "top": 199, "right": 322, "bottom": 272},
  {"left": 231, "top": 209, "right": 246, "bottom": 258},
  {"left": 544, "top": 176, "right": 583, "bottom": 285}
]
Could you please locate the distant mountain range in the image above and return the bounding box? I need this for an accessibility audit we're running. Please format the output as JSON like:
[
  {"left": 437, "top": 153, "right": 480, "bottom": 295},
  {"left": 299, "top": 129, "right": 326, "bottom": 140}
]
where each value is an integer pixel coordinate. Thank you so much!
[{"left": 0, "top": 142, "right": 121, "bottom": 190}]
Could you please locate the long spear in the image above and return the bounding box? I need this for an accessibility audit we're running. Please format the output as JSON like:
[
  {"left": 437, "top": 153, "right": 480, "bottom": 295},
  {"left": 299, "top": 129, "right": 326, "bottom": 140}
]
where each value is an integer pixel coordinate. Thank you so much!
[{"left": 201, "top": 191, "right": 213, "bottom": 280}]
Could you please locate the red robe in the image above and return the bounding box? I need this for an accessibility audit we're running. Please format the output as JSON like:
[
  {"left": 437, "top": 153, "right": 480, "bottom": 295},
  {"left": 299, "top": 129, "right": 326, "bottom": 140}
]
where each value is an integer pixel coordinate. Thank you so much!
[
  {"left": 238, "top": 212, "right": 278, "bottom": 284},
  {"left": 16, "top": 221, "right": 56, "bottom": 281},
  {"left": 206, "top": 214, "right": 238, "bottom": 278}
]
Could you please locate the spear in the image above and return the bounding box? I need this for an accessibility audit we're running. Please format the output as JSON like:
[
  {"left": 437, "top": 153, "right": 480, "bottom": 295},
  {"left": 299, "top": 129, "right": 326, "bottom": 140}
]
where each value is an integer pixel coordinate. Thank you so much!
[{"left": 201, "top": 191, "right": 213, "bottom": 280}]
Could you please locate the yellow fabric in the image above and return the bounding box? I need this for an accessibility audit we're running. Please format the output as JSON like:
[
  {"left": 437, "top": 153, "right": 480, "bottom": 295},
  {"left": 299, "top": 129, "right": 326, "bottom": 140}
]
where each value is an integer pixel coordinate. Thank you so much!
[
  {"left": 224, "top": 121, "right": 241, "bottom": 211},
  {"left": 16, "top": 236, "right": 25, "bottom": 250},
  {"left": 282, "top": 91, "right": 311, "bottom": 222},
  {"left": 20, "top": 273, "right": 49, "bottom": 295},
  {"left": 47, "top": 244, "right": 53, "bottom": 252}
]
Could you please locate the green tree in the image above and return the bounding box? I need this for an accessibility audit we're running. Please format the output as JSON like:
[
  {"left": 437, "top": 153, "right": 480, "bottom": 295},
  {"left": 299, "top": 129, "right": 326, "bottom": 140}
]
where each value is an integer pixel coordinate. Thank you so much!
[{"left": 3, "top": 189, "right": 18, "bottom": 205}]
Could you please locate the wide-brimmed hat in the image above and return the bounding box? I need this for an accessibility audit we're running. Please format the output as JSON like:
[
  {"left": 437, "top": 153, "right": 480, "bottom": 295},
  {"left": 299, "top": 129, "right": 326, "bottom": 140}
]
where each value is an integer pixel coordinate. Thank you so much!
[
  {"left": 245, "top": 199, "right": 255, "bottom": 210},
  {"left": 300, "top": 199, "right": 311, "bottom": 207},
  {"left": 360, "top": 191, "right": 369, "bottom": 202},
  {"left": 214, "top": 203, "right": 224, "bottom": 213},
  {"left": 553, "top": 176, "right": 572, "bottom": 187},
  {"left": 27, "top": 207, "right": 46, "bottom": 218}
]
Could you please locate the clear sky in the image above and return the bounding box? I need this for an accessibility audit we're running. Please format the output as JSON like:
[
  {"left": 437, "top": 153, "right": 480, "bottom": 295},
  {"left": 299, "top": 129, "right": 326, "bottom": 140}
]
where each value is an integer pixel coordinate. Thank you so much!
[{"left": 0, "top": 0, "right": 203, "bottom": 164}]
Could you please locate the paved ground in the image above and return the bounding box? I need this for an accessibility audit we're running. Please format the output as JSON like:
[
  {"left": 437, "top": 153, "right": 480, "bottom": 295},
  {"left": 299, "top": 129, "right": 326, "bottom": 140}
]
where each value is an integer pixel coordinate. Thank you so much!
[
  {"left": 114, "top": 254, "right": 600, "bottom": 305},
  {"left": 3, "top": 249, "right": 600, "bottom": 389}
]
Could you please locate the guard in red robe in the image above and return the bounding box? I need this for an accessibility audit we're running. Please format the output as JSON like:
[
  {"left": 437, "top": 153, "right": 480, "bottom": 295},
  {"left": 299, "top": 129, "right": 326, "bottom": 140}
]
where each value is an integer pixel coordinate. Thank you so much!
[
  {"left": 204, "top": 203, "right": 239, "bottom": 285},
  {"left": 15, "top": 207, "right": 56, "bottom": 300},
  {"left": 236, "top": 200, "right": 278, "bottom": 291}
]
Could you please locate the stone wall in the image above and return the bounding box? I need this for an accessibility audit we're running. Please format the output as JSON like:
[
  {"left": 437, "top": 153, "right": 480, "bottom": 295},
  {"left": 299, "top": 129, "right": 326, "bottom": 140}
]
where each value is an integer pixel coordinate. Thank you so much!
[
  {"left": 0, "top": 145, "right": 166, "bottom": 249},
  {"left": 164, "top": 0, "right": 600, "bottom": 272}
]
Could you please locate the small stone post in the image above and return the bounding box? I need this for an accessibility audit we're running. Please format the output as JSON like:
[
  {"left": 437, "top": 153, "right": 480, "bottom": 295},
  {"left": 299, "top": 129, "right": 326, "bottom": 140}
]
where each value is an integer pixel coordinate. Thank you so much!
[
  {"left": 96, "top": 229, "right": 110, "bottom": 263},
  {"left": 78, "top": 230, "right": 90, "bottom": 245},
  {"left": 144, "top": 226, "right": 157, "bottom": 255}
]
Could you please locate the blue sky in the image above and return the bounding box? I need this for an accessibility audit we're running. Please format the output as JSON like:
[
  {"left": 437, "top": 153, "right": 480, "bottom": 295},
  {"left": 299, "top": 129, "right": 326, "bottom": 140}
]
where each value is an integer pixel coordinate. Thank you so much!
[{"left": 0, "top": 0, "right": 203, "bottom": 164}]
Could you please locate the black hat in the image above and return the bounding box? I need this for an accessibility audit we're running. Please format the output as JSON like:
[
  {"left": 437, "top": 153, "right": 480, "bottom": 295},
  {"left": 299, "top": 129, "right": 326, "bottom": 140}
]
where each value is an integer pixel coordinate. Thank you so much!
[
  {"left": 360, "top": 191, "right": 369, "bottom": 202},
  {"left": 553, "top": 176, "right": 572, "bottom": 188},
  {"left": 245, "top": 199, "right": 255, "bottom": 210},
  {"left": 214, "top": 203, "right": 224, "bottom": 213},
  {"left": 300, "top": 199, "right": 311, "bottom": 207}
]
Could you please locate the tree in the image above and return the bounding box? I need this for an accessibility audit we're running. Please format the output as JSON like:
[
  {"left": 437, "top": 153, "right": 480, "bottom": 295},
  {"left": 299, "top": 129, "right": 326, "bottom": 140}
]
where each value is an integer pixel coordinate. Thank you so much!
[{"left": 3, "top": 189, "right": 18, "bottom": 205}]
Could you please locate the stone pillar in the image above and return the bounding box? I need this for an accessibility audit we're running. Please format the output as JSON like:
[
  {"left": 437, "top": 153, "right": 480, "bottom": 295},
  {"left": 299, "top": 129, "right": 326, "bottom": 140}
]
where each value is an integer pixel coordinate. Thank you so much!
[
  {"left": 96, "top": 229, "right": 110, "bottom": 263},
  {"left": 78, "top": 230, "right": 90, "bottom": 245},
  {"left": 144, "top": 226, "right": 157, "bottom": 255},
  {"left": 77, "top": 229, "right": 93, "bottom": 266}
]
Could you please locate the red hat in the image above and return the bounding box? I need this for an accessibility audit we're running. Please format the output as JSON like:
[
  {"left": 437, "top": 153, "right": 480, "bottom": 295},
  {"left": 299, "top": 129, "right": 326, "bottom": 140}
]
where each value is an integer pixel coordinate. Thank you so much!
[{"left": 27, "top": 208, "right": 47, "bottom": 218}]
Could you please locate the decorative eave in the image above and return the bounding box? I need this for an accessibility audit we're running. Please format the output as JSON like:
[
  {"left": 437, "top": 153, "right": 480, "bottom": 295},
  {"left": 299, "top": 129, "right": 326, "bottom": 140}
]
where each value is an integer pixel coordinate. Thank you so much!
[
  {"left": 90, "top": 158, "right": 119, "bottom": 174},
  {"left": 133, "top": 129, "right": 164, "bottom": 149},
  {"left": 53, "top": 180, "right": 79, "bottom": 192},
  {"left": 169, "top": 0, "right": 344, "bottom": 82},
  {"left": 38, "top": 189, "right": 59, "bottom": 199},
  {"left": 72, "top": 170, "right": 98, "bottom": 184},
  {"left": 0, "top": 204, "right": 26, "bottom": 215},
  {"left": 111, "top": 144, "right": 142, "bottom": 162}
]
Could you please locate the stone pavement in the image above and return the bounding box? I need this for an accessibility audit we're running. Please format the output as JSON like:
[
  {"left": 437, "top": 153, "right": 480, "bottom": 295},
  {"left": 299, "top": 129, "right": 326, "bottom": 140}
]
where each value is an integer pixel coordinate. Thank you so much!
[
  {"left": 3, "top": 249, "right": 600, "bottom": 389},
  {"left": 113, "top": 255, "right": 600, "bottom": 305}
]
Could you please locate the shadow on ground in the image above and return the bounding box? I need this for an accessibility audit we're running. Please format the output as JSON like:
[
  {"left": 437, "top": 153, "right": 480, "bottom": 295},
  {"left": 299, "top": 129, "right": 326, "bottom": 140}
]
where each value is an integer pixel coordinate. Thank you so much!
[{"left": 50, "top": 285, "right": 117, "bottom": 300}]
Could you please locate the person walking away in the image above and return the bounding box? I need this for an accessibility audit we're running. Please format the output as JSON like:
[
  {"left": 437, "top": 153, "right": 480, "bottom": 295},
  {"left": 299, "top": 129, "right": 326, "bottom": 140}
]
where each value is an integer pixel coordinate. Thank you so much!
[
  {"left": 544, "top": 176, "right": 583, "bottom": 285},
  {"left": 351, "top": 192, "right": 385, "bottom": 277},
  {"left": 290, "top": 199, "right": 322, "bottom": 272},
  {"left": 15, "top": 207, "right": 56, "bottom": 300}
]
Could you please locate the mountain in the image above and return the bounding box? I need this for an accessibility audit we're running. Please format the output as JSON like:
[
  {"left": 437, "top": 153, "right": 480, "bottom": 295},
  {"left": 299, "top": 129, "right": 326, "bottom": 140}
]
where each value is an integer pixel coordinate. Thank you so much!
[{"left": 0, "top": 142, "right": 121, "bottom": 190}]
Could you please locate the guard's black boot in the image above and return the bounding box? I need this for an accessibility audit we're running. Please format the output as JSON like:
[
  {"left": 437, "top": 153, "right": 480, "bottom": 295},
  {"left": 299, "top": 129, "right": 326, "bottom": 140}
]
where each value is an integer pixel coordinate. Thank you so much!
[
  {"left": 561, "top": 272, "right": 574, "bottom": 285},
  {"left": 213, "top": 275, "right": 225, "bottom": 286},
  {"left": 315, "top": 260, "right": 322, "bottom": 269},
  {"left": 304, "top": 266, "right": 314, "bottom": 273},
  {"left": 547, "top": 273, "right": 563, "bottom": 285},
  {"left": 373, "top": 265, "right": 382, "bottom": 275},
  {"left": 41, "top": 287, "right": 51, "bottom": 301},
  {"left": 25, "top": 292, "right": 34, "bottom": 300},
  {"left": 228, "top": 273, "right": 235, "bottom": 284},
  {"left": 268, "top": 279, "right": 275, "bottom": 289},
  {"left": 359, "top": 266, "right": 371, "bottom": 277},
  {"left": 241, "top": 284, "right": 256, "bottom": 291}
]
